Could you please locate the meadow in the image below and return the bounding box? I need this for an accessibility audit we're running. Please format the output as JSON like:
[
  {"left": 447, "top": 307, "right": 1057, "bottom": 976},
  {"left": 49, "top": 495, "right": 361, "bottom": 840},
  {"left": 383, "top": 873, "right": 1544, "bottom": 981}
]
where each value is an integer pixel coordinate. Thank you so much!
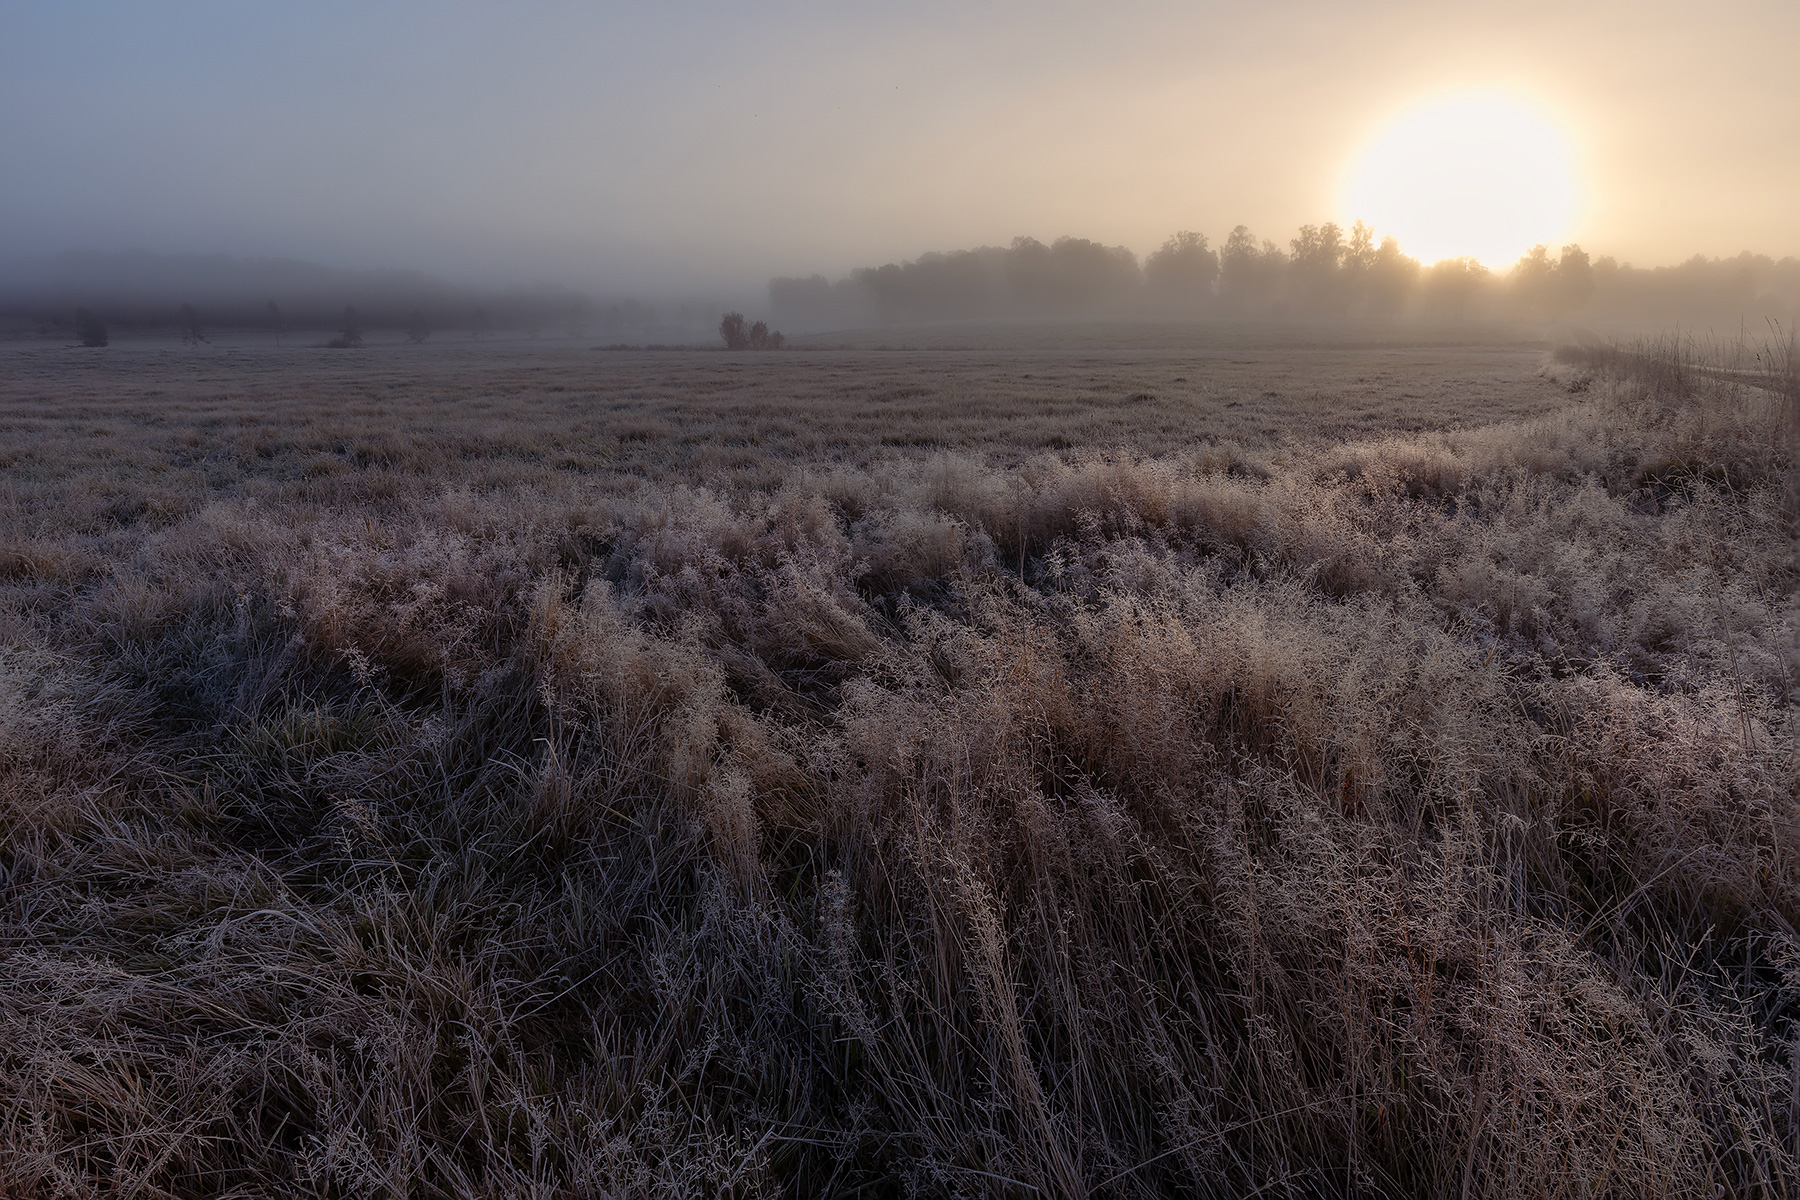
[{"left": 0, "top": 324, "right": 1795, "bottom": 1196}]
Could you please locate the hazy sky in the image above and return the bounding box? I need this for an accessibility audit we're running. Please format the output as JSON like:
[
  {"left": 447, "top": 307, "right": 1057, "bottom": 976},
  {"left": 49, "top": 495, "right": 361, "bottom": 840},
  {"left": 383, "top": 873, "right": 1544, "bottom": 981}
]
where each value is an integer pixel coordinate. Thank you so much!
[{"left": 2, "top": 0, "right": 1794, "bottom": 291}]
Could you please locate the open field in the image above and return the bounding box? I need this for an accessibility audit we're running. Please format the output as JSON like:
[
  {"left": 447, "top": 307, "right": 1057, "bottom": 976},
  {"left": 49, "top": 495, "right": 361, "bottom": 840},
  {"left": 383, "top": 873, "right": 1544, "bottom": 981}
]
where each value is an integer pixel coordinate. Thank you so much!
[
  {"left": 0, "top": 323, "right": 1570, "bottom": 484},
  {"left": 1, "top": 327, "right": 1796, "bottom": 1196}
]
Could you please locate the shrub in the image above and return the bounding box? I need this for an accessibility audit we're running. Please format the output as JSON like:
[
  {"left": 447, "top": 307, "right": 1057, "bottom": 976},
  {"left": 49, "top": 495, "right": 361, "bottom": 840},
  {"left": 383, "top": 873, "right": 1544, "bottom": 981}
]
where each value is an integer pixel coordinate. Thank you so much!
[{"left": 719, "top": 311, "right": 748, "bottom": 350}]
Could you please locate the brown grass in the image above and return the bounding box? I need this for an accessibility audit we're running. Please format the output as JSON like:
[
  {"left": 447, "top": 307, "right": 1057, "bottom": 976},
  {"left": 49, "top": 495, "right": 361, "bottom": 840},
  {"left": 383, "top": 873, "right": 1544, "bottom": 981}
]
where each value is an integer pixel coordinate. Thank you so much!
[{"left": 0, "top": 329, "right": 1794, "bottom": 1196}]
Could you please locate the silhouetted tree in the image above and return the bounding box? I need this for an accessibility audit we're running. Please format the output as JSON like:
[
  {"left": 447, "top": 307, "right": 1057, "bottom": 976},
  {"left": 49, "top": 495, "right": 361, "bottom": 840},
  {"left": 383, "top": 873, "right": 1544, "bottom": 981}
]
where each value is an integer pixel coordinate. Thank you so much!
[
  {"left": 405, "top": 310, "right": 432, "bottom": 344},
  {"left": 1423, "top": 257, "right": 1490, "bottom": 317},
  {"left": 179, "top": 303, "right": 207, "bottom": 345},
  {"left": 1340, "top": 220, "right": 1377, "bottom": 310},
  {"left": 1145, "top": 231, "right": 1219, "bottom": 313},
  {"left": 848, "top": 235, "right": 1138, "bottom": 322},
  {"left": 749, "top": 320, "right": 769, "bottom": 349},
  {"left": 1289, "top": 223, "right": 1347, "bottom": 314},
  {"left": 1219, "top": 226, "right": 1285, "bottom": 309},
  {"left": 855, "top": 249, "right": 1009, "bottom": 322},
  {"left": 1004, "top": 236, "right": 1057, "bottom": 312},
  {"left": 720, "top": 311, "right": 749, "bottom": 349},
  {"left": 267, "top": 301, "right": 285, "bottom": 345},
  {"left": 1554, "top": 244, "right": 1595, "bottom": 313},
  {"left": 74, "top": 307, "right": 108, "bottom": 347},
  {"left": 1365, "top": 236, "right": 1420, "bottom": 317},
  {"left": 1511, "top": 244, "right": 1557, "bottom": 313},
  {"left": 329, "top": 306, "right": 364, "bottom": 348},
  {"left": 771, "top": 273, "right": 878, "bottom": 330},
  {"left": 769, "top": 331, "right": 786, "bottom": 350},
  {"left": 1511, "top": 243, "right": 1596, "bottom": 316},
  {"left": 998, "top": 236, "right": 1138, "bottom": 314}
]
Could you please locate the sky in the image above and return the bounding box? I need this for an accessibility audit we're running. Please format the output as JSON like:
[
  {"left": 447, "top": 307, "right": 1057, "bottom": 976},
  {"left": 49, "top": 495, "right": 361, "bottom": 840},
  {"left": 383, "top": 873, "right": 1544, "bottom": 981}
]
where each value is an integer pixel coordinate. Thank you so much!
[{"left": 1, "top": 0, "right": 1795, "bottom": 293}]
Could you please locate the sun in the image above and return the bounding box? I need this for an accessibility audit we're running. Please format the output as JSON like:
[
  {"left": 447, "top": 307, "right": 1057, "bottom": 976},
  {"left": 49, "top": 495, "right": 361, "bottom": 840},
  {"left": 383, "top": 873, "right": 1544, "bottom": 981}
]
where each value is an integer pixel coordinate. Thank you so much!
[{"left": 1339, "top": 91, "right": 1582, "bottom": 268}]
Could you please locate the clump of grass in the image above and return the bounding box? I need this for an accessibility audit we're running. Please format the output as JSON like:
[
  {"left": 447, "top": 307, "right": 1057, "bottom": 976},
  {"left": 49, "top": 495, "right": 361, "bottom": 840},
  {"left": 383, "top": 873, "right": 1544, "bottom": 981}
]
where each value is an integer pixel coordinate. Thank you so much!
[{"left": 0, "top": 333, "right": 1795, "bottom": 1195}]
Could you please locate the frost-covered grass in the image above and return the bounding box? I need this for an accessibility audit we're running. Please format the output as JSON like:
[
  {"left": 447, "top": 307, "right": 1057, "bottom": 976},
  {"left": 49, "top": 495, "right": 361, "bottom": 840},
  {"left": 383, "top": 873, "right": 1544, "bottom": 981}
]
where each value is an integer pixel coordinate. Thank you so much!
[{"left": 0, "top": 330, "right": 1794, "bottom": 1196}]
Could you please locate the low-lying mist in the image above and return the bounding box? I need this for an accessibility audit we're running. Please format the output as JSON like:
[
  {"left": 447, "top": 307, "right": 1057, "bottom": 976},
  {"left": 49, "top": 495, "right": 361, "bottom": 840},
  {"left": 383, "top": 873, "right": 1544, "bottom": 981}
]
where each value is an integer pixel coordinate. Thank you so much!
[
  {"left": 0, "top": 252, "right": 737, "bottom": 345},
  {"left": 8, "top": 224, "right": 1798, "bottom": 348}
]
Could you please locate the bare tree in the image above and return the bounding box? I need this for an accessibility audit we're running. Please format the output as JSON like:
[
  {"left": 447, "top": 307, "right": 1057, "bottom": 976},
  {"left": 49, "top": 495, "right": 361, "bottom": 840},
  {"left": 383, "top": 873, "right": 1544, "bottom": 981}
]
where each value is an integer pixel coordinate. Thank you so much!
[
  {"left": 329, "top": 306, "right": 364, "bottom": 348},
  {"left": 267, "top": 301, "right": 285, "bottom": 345},
  {"left": 719, "top": 311, "right": 748, "bottom": 350},
  {"left": 749, "top": 320, "right": 769, "bottom": 349},
  {"left": 179, "top": 303, "right": 208, "bottom": 345},
  {"left": 74, "top": 307, "right": 108, "bottom": 348}
]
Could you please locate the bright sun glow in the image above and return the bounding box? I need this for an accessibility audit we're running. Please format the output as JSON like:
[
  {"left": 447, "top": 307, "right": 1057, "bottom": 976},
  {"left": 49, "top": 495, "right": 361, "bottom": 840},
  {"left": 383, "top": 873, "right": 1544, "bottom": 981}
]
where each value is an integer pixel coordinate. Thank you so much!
[{"left": 1340, "top": 92, "right": 1582, "bottom": 268}]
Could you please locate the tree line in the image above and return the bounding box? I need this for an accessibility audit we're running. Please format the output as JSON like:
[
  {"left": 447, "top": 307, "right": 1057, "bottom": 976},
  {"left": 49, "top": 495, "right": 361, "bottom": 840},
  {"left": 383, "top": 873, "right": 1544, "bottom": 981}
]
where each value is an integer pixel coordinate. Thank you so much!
[
  {"left": 772, "top": 226, "right": 1800, "bottom": 330},
  {"left": 25, "top": 296, "right": 745, "bottom": 348},
  {"left": 3, "top": 252, "right": 739, "bottom": 346}
]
